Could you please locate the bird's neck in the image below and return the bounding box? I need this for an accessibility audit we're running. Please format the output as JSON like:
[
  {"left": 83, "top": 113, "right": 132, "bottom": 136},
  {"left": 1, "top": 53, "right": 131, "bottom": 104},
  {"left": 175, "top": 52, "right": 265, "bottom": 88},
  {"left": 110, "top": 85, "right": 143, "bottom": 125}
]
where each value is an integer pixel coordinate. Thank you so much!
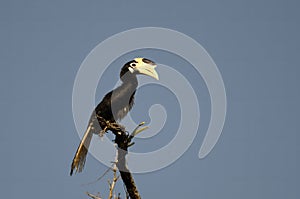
[{"left": 120, "top": 76, "right": 138, "bottom": 92}]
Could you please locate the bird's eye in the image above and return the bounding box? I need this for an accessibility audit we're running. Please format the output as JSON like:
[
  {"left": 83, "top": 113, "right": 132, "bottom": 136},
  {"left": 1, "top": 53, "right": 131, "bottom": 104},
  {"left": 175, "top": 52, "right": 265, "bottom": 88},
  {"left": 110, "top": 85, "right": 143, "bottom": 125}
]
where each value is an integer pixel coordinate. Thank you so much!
[{"left": 130, "top": 63, "right": 136, "bottom": 67}]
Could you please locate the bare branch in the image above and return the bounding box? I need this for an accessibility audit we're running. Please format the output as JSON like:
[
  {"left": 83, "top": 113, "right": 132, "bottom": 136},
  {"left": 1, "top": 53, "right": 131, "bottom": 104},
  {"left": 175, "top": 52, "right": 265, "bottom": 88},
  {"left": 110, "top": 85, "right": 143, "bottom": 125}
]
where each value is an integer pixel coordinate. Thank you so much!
[
  {"left": 88, "top": 117, "right": 146, "bottom": 199},
  {"left": 86, "top": 192, "right": 102, "bottom": 199},
  {"left": 108, "top": 164, "right": 119, "bottom": 199},
  {"left": 101, "top": 119, "right": 145, "bottom": 199},
  {"left": 83, "top": 164, "right": 113, "bottom": 186}
]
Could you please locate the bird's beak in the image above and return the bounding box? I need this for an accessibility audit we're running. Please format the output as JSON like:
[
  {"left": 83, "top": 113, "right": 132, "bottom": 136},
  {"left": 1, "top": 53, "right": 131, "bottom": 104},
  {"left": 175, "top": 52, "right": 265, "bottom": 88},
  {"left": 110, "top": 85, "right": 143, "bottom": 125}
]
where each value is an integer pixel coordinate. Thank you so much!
[
  {"left": 132, "top": 58, "right": 159, "bottom": 80},
  {"left": 135, "top": 63, "right": 159, "bottom": 80}
]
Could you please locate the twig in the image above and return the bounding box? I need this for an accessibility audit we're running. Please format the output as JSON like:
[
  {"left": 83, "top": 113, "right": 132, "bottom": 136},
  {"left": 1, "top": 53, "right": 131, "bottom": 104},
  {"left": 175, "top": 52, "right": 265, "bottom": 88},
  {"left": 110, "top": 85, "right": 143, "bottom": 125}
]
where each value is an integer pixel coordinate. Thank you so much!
[
  {"left": 108, "top": 164, "right": 119, "bottom": 199},
  {"left": 83, "top": 164, "right": 113, "bottom": 186},
  {"left": 86, "top": 192, "right": 102, "bottom": 199}
]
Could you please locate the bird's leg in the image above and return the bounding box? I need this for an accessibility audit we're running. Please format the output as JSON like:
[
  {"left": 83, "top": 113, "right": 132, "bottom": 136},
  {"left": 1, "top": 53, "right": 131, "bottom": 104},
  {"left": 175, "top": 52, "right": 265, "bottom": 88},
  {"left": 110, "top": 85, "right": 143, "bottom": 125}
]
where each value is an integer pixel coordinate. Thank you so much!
[
  {"left": 95, "top": 115, "right": 125, "bottom": 134},
  {"left": 105, "top": 121, "right": 126, "bottom": 135}
]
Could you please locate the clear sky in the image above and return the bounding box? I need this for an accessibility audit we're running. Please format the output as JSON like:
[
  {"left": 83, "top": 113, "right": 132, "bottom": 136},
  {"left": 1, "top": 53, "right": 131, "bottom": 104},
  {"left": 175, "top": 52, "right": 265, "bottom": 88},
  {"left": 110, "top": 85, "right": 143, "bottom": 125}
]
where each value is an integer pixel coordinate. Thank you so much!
[{"left": 1, "top": 0, "right": 300, "bottom": 198}]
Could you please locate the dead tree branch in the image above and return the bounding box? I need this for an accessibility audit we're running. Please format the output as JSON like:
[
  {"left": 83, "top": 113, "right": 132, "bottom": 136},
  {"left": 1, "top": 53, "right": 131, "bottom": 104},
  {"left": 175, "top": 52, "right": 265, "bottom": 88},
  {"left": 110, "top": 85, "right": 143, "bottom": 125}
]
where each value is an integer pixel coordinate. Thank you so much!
[
  {"left": 86, "top": 192, "right": 102, "bottom": 199},
  {"left": 96, "top": 116, "right": 145, "bottom": 199},
  {"left": 108, "top": 164, "right": 119, "bottom": 199}
]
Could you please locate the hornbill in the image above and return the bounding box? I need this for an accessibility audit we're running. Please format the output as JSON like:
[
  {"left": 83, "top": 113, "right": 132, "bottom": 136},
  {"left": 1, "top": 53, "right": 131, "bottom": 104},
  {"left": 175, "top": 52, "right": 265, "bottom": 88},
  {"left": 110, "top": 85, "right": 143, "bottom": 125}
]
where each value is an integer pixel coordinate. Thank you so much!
[{"left": 70, "top": 58, "right": 159, "bottom": 175}]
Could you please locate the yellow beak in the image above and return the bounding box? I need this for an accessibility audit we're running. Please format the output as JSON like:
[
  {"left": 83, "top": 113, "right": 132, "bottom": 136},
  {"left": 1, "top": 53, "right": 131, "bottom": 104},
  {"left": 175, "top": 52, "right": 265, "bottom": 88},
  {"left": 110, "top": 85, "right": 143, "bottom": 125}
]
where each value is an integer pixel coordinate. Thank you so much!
[
  {"left": 135, "top": 64, "right": 159, "bottom": 80},
  {"left": 133, "top": 58, "right": 159, "bottom": 80}
]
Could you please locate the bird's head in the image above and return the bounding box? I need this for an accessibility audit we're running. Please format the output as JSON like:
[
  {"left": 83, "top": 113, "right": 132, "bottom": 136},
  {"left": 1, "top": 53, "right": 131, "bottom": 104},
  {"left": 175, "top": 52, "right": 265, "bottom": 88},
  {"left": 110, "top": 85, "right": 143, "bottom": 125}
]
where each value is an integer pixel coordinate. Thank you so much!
[{"left": 120, "top": 58, "right": 159, "bottom": 82}]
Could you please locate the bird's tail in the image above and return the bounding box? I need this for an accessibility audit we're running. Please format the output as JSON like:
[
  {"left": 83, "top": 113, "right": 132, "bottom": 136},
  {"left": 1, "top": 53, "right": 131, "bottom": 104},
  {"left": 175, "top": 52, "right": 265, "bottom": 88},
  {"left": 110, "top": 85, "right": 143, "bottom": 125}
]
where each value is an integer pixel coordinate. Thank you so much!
[{"left": 70, "top": 125, "right": 93, "bottom": 175}]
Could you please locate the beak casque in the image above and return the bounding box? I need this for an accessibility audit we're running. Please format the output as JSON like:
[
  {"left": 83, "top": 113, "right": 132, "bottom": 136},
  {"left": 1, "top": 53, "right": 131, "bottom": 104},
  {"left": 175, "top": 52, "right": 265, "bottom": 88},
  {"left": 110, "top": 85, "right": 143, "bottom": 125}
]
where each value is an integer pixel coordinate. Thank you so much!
[{"left": 133, "top": 58, "right": 159, "bottom": 80}]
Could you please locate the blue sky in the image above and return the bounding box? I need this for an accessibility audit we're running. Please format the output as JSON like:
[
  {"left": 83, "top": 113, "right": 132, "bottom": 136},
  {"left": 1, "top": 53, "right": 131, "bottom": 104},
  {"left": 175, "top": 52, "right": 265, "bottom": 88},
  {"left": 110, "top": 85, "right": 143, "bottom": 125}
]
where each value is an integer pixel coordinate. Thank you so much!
[{"left": 1, "top": 0, "right": 300, "bottom": 198}]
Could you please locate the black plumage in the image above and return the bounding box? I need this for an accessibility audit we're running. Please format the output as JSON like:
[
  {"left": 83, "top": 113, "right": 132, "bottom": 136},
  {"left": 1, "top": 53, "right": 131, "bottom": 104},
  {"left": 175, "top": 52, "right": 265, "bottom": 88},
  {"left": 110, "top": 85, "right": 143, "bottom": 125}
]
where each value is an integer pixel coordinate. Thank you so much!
[{"left": 70, "top": 58, "right": 158, "bottom": 175}]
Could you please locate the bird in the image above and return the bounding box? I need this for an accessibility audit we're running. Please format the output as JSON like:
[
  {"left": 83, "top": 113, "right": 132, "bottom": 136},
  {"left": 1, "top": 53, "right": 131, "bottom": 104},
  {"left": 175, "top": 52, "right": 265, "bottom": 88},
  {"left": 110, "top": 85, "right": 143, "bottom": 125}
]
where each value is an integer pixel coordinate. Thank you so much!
[{"left": 70, "top": 58, "right": 159, "bottom": 175}]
